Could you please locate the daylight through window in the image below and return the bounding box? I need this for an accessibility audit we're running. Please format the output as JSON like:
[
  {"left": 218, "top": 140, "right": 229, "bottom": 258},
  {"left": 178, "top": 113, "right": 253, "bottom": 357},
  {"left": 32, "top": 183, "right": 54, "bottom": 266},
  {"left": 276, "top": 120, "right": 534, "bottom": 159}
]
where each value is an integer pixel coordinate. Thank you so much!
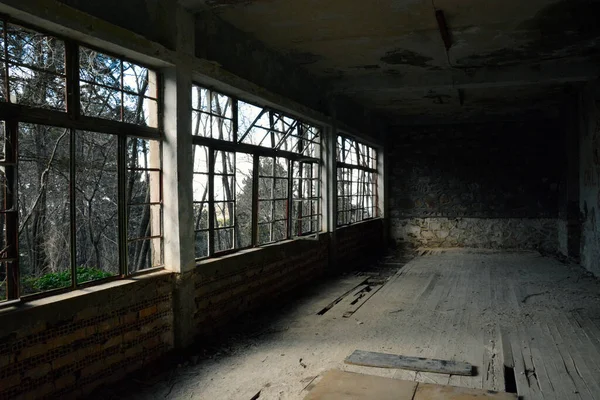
[
  {"left": 0, "top": 19, "right": 163, "bottom": 303},
  {"left": 336, "top": 134, "right": 378, "bottom": 226},
  {"left": 191, "top": 84, "right": 322, "bottom": 259}
]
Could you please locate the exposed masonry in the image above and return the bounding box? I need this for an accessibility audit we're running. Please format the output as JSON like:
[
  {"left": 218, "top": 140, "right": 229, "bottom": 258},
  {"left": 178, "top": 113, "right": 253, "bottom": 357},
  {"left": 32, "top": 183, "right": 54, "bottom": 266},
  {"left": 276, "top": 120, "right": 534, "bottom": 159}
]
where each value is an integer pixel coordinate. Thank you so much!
[
  {"left": 192, "top": 238, "right": 329, "bottom": 337},
  {"left": 337, "top": 220, "right": 384, "bottom": 269},
  {"left": 389, "top": 121, "right": 564, "bottom": 252},
  {"left": 0, "top": 221, "right": 383, "bottom": 399},
  {"left": 393, "top": 218, "right": 559, "bottom": 253},
  {"left": 0, "top": 274, "right": 174, "bottom": 399}
]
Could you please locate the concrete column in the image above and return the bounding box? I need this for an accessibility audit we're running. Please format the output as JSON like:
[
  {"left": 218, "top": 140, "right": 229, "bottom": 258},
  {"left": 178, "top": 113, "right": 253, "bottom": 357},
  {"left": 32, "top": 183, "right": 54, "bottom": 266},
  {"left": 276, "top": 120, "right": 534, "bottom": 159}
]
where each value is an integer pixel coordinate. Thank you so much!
[
  {"left": 376, "top": 121, "right": 389, "bottom": 249},
  {"left": 161, "top": 6, "right": 195, "bottom": 275},
  {"left": 162, "top": 6, "right": 200, "bottom": 349},
  {"left": 162, "top": 66, "right": 194, "bottom": 274},
  {"left": 326, "top": 114, "right": 338, "bottom": 274}
]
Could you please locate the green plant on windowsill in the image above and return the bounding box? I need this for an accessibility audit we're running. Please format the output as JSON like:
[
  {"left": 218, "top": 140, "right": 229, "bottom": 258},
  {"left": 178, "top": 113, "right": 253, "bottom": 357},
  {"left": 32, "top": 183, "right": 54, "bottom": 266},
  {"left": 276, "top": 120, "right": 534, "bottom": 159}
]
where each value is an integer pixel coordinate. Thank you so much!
[{"left": 22, "top": 267, "right": 113, "bottom": 293}]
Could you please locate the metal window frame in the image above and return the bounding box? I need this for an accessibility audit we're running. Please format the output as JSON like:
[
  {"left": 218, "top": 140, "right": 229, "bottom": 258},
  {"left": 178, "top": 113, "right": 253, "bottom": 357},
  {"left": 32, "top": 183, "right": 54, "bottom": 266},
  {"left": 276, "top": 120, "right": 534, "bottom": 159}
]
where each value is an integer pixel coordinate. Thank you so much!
[
  {"left": 0, "top": 16, "right": 163, "bottom": 307},
  {"left": 335, "top": 134, "right": 379, "bottom": 228},
  {"left": 191, "top": 83, "right": 323, "bottom": 259}
]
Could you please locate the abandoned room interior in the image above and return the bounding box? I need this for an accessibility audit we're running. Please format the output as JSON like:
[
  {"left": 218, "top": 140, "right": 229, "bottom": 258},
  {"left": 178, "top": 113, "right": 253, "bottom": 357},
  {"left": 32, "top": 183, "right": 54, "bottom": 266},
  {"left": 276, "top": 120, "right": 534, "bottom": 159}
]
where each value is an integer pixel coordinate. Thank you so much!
[{"left": 0, "top": 0, "right": 599, "bottom": 399}]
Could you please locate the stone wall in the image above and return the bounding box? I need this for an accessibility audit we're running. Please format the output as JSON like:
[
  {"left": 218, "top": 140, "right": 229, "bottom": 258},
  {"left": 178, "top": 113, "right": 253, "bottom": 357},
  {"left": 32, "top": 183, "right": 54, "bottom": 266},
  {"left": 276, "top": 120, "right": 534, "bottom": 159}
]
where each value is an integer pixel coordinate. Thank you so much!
[
  {"left": 0, "top": 272, "right": 174, "bottom": 399},
  {"left": 389, "top": 121, "right": 564, "bottom": 252},
  {"left": 393, "top": 218, "right": 559, "bottom": 253}
]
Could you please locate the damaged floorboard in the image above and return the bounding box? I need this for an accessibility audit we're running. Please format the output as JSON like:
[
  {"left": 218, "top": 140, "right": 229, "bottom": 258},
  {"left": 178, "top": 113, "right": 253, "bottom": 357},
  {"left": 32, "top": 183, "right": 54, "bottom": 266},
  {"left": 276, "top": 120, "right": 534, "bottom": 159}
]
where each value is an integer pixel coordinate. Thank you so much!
[{"left": 94, "top": 249, "right": 600, "bottom": 400}]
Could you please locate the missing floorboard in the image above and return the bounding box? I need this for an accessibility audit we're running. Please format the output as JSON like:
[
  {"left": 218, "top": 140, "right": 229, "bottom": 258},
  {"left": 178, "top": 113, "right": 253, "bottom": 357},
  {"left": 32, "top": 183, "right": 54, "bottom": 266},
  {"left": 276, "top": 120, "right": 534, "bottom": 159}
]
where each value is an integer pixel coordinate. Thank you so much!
[
  {"left": 504, "top": 366, "right": 518, "bottom": 394},
  {"left": 317, "top": 278, "right": 369, "bottom": 315}
]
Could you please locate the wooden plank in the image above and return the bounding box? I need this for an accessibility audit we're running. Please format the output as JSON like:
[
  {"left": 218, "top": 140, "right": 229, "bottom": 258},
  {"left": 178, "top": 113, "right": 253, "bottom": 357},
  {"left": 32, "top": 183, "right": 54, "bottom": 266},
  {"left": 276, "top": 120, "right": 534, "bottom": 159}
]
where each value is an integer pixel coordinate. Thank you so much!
[
  {"left": 414, "top": 383, "right": 517, "bottom": 400},
  {"left": 345, "top": 350, "right": 473, "bottom": 376},
  {"left": 303, "top": 370, "right": 417, "bottom": 400}
]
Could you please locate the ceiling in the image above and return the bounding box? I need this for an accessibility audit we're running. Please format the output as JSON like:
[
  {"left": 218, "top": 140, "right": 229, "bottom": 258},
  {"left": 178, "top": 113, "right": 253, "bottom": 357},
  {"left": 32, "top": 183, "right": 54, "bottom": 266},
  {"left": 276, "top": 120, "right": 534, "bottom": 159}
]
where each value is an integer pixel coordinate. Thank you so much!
[{"left": 180, "top": 0, "right": 600, "bottom": 122}]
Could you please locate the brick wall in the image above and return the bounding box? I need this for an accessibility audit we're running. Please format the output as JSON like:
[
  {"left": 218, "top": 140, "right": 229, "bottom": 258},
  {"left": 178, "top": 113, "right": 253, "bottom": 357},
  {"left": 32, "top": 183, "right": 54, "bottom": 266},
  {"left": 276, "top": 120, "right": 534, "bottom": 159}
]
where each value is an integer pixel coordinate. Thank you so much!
[
  {"left": 336, "top": 219, "right": 384, "bottom": 269},
  {"left": 191, "top": 236, "right": 329, "bottom": 337},
  {"left": 389, "top": 121, "right": 564, "bottom": 252},
  {"left": 0, "top": 224, "right": 387, "bottom": 398},
  {"left": 0, "top": 272, "right": 174, "bottom": 400}
]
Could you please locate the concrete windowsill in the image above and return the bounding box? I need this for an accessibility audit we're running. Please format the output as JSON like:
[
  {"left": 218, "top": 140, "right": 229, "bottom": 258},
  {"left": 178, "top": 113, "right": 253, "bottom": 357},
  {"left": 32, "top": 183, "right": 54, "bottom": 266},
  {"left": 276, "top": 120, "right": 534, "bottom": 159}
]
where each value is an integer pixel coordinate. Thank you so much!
[
  {"left": 194, "top": 233, "right": 326, "bottom": 267},
  {"left": 0, "top": 269, "right": 173, "bottom": 316}
]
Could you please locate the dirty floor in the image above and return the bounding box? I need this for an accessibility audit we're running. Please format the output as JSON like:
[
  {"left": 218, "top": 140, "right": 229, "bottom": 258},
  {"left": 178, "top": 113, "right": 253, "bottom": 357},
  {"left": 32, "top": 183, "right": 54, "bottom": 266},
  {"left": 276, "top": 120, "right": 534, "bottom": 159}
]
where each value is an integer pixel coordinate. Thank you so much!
[{"left": 93, "top": 249, "right": 600, "bottom": 400}]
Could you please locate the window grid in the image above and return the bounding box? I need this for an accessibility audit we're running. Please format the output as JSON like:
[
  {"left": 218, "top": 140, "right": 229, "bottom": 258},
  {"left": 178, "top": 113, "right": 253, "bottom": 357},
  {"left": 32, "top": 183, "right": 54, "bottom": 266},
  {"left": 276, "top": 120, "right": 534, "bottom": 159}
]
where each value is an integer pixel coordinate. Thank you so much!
[
  {"left": 292, "top": 160, "right": 320, "bottom": 237},
  {"left": 336, "top": 134, "right": 378, "bottom": 227},
  {"left": 192, "top": 84, "right": 322, "bottom": 259},
  {"left": 258, "top": 156, "right": 289, "bottom": 245},
  {"left": 0, "top": 17, "right": 163, "bottom": 305},
  {"left": 192, "top": 87, "right": 234, "bottom": 141}
]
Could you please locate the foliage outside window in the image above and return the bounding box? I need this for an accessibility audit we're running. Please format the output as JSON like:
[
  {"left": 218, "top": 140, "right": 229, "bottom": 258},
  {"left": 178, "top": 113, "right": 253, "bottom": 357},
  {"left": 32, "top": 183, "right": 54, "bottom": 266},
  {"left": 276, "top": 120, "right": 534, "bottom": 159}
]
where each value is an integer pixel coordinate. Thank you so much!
[
  {"left": 0, "top": 19, "right": 162, "bottom": 304},
  {"left": 336, "top": 135, "right": 378, "bottom": 226},
  {"left": 191, "top": 85, "right": 322, "bottom": 259}
]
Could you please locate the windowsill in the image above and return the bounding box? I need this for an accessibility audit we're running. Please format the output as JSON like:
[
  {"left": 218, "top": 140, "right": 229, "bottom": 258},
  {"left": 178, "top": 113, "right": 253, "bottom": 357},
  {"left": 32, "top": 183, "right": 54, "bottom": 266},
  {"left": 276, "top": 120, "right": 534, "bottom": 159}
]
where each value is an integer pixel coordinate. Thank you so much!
[
  {"left": 336, "top": 217, "right": 383, "bottom": 230},
  {"left": 195, "top": 233, "right": 324, "bottom": 266},
  {"left": 0, "top": 269, "right": 173, "bottom": 316}
]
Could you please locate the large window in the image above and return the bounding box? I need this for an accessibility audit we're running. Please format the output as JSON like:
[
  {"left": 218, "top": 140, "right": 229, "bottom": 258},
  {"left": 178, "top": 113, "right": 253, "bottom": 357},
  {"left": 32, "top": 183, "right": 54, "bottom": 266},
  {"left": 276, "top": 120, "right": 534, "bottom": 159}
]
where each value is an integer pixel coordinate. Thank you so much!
[
  {"left": 191, "top": 85, "right": 322, "bottom": 259},
  {"left": 336, "top": 134, "right": 378, "bottom": 226},
  {"left": 0, "top": 19, "right": 162, "bottom": 304}
]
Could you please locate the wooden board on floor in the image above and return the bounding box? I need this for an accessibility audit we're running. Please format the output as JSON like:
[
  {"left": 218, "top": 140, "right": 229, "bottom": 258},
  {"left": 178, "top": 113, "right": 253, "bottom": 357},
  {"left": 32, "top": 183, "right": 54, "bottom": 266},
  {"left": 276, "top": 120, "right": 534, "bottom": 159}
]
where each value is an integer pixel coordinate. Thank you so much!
[
  {"left": 303, "top": 370, "right": 417, "bottom": 400},
  {"left": 414, "top": 383, "right": 517, "bottom": 400},
  {"left": 345, "top": 350, "right": 473, "bottom": 376},
  {"left": 303, "top": 370, "right": 517, "bottom": 400}
]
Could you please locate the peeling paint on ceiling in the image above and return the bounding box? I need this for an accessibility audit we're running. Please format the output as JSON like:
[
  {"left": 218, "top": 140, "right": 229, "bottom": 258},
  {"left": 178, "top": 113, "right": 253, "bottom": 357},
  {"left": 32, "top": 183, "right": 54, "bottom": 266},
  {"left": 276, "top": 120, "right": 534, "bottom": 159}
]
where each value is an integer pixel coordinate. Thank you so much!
[{"left": 182, "top": 0, "right": 600, "bottom": 119}]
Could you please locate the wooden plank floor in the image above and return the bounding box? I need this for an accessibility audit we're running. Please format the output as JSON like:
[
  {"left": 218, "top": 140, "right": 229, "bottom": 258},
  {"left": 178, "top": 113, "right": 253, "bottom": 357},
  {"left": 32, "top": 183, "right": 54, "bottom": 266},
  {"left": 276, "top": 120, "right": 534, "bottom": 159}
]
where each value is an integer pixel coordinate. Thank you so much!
[{"left": 97, "top": 249, "right": 600, "bottom": 400}]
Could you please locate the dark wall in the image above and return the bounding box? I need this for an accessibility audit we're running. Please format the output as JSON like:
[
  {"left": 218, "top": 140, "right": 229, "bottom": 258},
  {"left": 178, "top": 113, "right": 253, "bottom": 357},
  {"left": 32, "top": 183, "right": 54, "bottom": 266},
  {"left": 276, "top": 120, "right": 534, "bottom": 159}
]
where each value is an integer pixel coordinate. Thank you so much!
[
  {"left": 390, "top": 120, "right": 564, "bottom": 219},
  {"left": 57, "top": 0, "right": 177, "bottom": 49},
  {"left": 389, "top": 120, "right": 565, "bottom": 252}
]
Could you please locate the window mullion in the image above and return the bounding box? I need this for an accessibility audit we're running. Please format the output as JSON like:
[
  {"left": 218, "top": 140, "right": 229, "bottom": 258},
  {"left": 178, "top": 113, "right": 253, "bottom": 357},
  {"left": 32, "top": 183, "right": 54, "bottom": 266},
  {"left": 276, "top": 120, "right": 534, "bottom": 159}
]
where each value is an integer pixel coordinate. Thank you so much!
[
  {"left": 120, "top": 60, "right": 124, "bottom": 122},
  {"left": 3, "top": 20, "right": 9, "bottom": 104},
  {"left": 208, "top": 148, "right": 215, "bottom": 256},
  {"left": 251, "top": 155, "right": 259, "bottom": 247},
  {"left": 5, "top": 119, "right": 19, "bottom": 299},
  {"left": 232, "top": 99, "right": 238, "bottom": 143},
  {"left": 269, "top": 157, "right": 275, "bottom": 242},
  {"left": 287, "top": 159, "right": 293, "bottom": 239},
  {"left": 232, "top": 152, "right": 237, "bottom": 249},
  {"left": 117, "top": 134, "right": 127, "bottom": 276},
  {"left": 65, "top": 41, "right": 80, "bottom": 120},
  {"left": 69, "top": 128, "right": 77, "bottom": 288},
  {"left": 297, "top": 162, "right": 304, "bottom": 236}
]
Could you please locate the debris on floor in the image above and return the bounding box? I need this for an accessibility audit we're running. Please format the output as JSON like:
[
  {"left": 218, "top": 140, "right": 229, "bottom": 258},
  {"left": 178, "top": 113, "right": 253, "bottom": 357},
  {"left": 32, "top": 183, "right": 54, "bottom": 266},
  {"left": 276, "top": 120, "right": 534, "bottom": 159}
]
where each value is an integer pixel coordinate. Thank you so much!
[{"left": 345, "top": 350, "right": 473, "bottom": 376}]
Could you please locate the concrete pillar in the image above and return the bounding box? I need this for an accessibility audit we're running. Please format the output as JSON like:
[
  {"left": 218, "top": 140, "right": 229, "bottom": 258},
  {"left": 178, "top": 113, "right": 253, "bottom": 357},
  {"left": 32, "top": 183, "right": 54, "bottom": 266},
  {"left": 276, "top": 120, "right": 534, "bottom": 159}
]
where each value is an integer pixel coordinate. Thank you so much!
[
  {"left": 162, "top": 6, "right": 195, "bottom": 275},
  {"left": 162, "top": 66, "right": 194, "bottom": 274},
  {"left": 326, "top": 101, "right": 338, "bottom": 274},
  {"left": 376, "top": 121, "right": 389, "bottom": 250},
  {"left": 161, "top": 6, "right": 200, "bottom": 349}
]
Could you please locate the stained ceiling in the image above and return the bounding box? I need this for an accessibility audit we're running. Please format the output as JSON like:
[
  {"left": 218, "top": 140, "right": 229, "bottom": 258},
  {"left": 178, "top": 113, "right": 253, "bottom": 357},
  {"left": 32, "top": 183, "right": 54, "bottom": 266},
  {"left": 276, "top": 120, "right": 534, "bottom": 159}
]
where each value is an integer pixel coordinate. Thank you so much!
[{"left": 180, "top": 0, "right": 600, "bottom": 122}]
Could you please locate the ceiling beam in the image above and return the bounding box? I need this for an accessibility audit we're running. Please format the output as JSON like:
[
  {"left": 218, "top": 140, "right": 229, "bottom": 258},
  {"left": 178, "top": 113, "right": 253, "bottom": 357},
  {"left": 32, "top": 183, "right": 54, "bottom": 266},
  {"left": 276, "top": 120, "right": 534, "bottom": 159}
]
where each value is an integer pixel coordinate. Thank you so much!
[{"left": 331, "top": 59, "right": 600, "bottom": 94}]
